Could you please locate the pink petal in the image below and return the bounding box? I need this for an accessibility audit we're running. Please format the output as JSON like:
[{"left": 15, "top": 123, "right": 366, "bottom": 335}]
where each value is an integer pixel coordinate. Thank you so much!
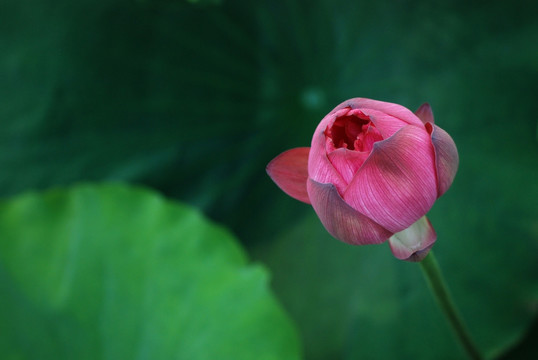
[
  {"left": 344, "top": 125, "right": 437, "bottom": 233},
  {"left": 429, "top": 124, "right": 459, "bottom": 197},
  {"left": 414, "top": 103, "right": 435, "bottom": 124},
  {"left": 352, "top": 108, "right": 408, "bottom": 139},
  {"left": 331, "top": 98, "right": 424, "bottom": 127},
  {"left": 388, "top": 216, "right": 436, "bottom": 262},
  {"left": 327, "top": 148, "right": 370, "bottom": 184},
  {"left": 266, "top": 147, "right": 311, "bottom": 204},
  {"left": 309, "top": 117, "right": 348, "bottom": 194},
  {"left": 307, "top": 179, "right": 393, "bottom": 245}
]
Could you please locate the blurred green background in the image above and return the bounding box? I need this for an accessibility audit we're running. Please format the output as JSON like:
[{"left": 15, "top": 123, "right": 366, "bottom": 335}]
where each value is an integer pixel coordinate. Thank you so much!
[{"left": 0, "top": 0, "right": 537, "bottom": 359}]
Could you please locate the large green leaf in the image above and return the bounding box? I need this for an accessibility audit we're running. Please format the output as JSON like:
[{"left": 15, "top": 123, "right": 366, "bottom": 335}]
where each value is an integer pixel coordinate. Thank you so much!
[{"left": 0, "top": 184, "right": 301, "bottom": 360}]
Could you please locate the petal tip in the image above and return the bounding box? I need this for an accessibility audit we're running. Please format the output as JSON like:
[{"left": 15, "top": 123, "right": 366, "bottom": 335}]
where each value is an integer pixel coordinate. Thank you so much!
[{"left": 415, "top": 103, "right": 434, "bottom": 124}]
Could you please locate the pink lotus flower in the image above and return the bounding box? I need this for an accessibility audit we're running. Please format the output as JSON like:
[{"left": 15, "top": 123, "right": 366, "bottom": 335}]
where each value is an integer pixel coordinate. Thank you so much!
[{"left": 267, "top": 98, "right": 458, "bottom": 261}]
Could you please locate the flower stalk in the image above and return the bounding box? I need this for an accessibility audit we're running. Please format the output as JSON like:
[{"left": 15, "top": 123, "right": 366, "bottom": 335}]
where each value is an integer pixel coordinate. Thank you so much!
[{"left": 419, "top": 251, "right": 483, "bottom": 360}]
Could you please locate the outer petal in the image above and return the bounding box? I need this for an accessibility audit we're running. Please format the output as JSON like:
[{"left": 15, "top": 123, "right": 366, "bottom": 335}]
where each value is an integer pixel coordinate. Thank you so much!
[
  {"left": 309, "top": 109, "right": 349, "bottom": 193},
  {"left": 266, "top": 147, "right": 311, "bottom": 204},
  {"left": 388, "top": 216, "right": 436, "bottom": 262},
  {"left": 430, "top": 124, "right": 459, "bottom": 197},
  {"left": 331, "top": 98, "right": 424, "bottom": 127},
  {"left": 344, "top": 125, "right": 437, "bottom": 233},
  {"left": 414, "top": 103, "right": 435, "bottom": 124},
  {"left": 307, "top": 178, "right": 392, "bottom": 245}
]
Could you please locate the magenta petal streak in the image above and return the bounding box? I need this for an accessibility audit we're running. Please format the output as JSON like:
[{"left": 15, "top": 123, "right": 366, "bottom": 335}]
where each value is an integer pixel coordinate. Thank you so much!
[
  {"left": 430, "top": 124, "right": 459, "bottom": 197},
  {"left": 388, "top": 216, "right": 437, "bottom": 262},
  {"left": 343, "top": 125, "right": 438, "bottom": 233},
  {"left": 307, "top": 179, "right": 393, "bottom": 245},
  {"left": 266, "top": 147, "right": 311, "bottom": 204}
]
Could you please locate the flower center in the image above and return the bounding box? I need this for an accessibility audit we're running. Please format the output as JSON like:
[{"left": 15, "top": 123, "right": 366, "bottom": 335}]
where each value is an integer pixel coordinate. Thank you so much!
[{"left": 326, "top": 112, "right": 383, "bottom": 152}]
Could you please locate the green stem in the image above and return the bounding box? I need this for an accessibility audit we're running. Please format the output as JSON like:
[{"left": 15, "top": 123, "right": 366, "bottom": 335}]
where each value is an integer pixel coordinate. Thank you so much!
[{"left": 419, "top": 251, "right": 483, "bottom": 360}]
